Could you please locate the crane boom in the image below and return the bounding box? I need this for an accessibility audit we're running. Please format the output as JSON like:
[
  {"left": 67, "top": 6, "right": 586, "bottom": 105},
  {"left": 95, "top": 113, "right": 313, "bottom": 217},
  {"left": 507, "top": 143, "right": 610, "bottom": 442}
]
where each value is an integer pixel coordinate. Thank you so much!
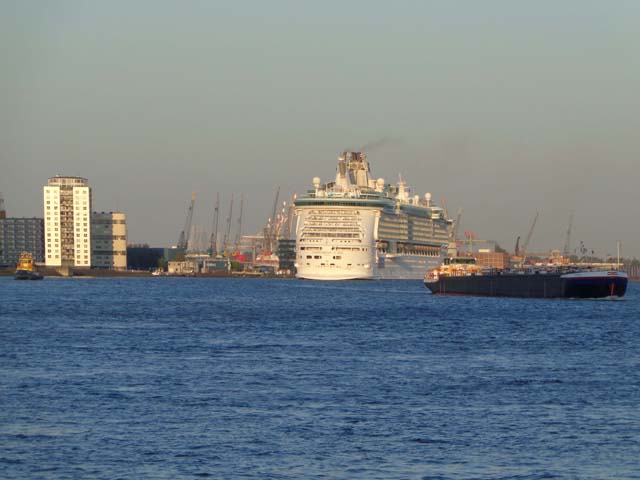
[
  {"left": 224, "top": 193, "right": 233, "bottom": 253},
  {"left": 521, "top": 211, "right": 539, "bottom": 265},
  {"left": 234, "top": 194, "right": 244, "bottom": 251},
  {"left": 210, "top": 193, "right": 219, "bottom": 256},
  {"left": 441, "top": 197, "right": 449, "bottom": 220},
  {"left": 183, "top": 192, "right": 196, "bottom": 252},
  {"left": 177, "top": 192, "right": 196, "bottom": 251},
  {"left": 562, "top": 213, "right": 573, "bottom": 257},
  {"left": 452, "top": 208, "right": 462, "bottom": 241},
  {"left": 267, "top": 187, "right": 280, "bottom": 252}
]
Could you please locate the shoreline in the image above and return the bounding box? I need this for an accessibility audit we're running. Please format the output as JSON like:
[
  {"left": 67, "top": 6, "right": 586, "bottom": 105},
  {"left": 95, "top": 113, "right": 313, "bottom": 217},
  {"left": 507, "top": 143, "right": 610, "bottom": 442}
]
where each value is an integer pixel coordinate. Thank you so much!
[{"left": 0, "top": 268, "right": 295, "bottom": 279}]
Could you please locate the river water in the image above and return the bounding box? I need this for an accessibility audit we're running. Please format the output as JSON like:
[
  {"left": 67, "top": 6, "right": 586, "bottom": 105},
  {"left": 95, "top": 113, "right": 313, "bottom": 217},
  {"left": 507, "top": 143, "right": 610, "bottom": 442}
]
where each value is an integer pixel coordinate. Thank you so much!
[{"left": 1, "top": 277, "right": 639, "bottom": 479}]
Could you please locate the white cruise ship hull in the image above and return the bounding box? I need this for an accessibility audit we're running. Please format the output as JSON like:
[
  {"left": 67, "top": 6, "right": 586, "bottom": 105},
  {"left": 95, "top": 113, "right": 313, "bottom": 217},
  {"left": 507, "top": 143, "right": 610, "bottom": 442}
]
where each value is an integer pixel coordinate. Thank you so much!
[
  {"left": 296, "top": 253, "right": 444, "bottom": 281},
  {"left": 295, "top": 206, "right": 377, "bottom": 280}
]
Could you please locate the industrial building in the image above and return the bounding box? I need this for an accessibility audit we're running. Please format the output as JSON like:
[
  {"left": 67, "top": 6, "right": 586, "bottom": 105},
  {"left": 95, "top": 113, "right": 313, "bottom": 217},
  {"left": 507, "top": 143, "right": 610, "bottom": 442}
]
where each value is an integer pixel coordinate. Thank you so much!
[
  {"left": 91, "top": 212, "right": 127, "bottom": 270},
  {"left": 43, "top": 176, "right": 92, "bottom": 267}
]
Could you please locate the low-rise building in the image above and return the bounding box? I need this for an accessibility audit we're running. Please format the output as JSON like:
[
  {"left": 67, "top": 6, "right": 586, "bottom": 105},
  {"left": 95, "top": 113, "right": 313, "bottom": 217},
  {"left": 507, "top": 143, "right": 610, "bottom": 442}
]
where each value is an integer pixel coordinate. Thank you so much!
[
  {"left": 91, "top": 212, "right": 127, "bottom": 270},
  {"left": 167, "top": 261, "right": 198, "bottom": 275}
]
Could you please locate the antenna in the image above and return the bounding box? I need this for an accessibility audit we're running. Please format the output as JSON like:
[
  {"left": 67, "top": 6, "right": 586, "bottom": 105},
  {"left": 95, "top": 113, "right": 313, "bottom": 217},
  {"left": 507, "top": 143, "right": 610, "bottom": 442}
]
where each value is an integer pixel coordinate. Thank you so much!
[{"left": 0, "top": 192, "right": 6, "bottom": 219}]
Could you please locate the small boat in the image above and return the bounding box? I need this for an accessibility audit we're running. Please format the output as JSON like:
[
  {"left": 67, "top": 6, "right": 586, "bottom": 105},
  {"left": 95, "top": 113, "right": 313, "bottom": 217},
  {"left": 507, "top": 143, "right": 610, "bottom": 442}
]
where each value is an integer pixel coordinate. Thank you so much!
[
  {"left": 15, "top": 252, "right": 44, "bottom": 280},
  {"left": 424, "top": 257, "right": 627, "bottom": 298}
]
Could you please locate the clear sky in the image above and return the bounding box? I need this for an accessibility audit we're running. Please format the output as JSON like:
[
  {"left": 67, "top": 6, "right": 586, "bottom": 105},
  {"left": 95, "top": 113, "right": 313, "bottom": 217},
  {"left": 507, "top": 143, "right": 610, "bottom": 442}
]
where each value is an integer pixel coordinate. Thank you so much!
[{"left": 2, "top": 1, "right": 639, "bottom": 257}]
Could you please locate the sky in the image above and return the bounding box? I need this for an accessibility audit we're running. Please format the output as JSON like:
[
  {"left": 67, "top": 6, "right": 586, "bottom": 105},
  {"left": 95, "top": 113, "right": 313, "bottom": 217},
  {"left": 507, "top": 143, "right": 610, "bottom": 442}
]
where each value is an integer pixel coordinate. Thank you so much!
[{"left": 2, "top": 1, "right": 639, "bottom": 257}]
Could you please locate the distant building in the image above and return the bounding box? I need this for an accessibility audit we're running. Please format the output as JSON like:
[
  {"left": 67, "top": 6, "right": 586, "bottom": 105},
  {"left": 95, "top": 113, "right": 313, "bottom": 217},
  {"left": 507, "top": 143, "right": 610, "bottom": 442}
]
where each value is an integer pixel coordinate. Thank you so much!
[
  {"left": 44, "top": 176, "right": 92, "bottom": 267},
  {"left": 202, "top": 257, "right": 231, "bottom": 273},
  {"left": 127, "top": 246, "right": 166, "bottom": 270},
  {"left": 167, "top": 261, "right": 198, "bottom": 275},
  {"left": 0, "top": 192, "right": 6, "bottom": 219},
  {"left": 277, "top": 238, "right": 296, "bottom": 273},
  {"left": 0, "top": 218, "right": 44, "bottom": 266},
  {"left": 472, "top": 252, "right": 510, "bottom": 269},
  {"left": 458, "top": 239, "right": 498, "bottom": 254},
  {"left": 91, "top": 212, "right": 127, "bottom": 270}
]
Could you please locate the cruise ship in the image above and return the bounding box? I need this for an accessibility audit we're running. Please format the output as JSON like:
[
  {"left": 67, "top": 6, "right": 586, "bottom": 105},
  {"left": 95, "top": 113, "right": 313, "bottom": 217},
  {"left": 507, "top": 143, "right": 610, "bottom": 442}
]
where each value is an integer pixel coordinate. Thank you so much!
[{"left": 294, "top": 151, "right": 452, "bottom": 280}]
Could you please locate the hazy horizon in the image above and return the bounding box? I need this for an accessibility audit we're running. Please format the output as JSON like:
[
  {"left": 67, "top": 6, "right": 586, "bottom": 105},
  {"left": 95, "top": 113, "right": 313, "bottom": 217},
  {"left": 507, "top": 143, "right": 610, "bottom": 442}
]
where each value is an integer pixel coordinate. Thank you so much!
[{"left": 3, "top": 1, "right": 639, "bottom": 258}]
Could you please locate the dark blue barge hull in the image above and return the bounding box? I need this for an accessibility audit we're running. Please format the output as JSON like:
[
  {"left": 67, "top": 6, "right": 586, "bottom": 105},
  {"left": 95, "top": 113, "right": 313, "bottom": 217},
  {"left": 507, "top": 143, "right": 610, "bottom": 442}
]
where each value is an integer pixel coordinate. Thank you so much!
[{"left": 425, "top": 272, "right": 627, "bottom": 298}]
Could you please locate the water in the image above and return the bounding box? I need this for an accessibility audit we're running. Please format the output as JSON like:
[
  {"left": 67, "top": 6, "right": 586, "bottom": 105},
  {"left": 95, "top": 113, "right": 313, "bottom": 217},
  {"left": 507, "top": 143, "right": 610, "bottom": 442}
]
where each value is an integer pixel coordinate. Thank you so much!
[{"left": 1, "top": 277, "right": 639, "bottom": 479}]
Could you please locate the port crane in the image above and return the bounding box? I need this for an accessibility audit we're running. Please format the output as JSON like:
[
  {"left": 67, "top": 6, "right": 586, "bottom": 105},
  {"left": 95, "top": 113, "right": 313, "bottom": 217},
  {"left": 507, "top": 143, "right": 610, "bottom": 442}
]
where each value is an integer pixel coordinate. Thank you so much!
[
  {"left": 452, "top": 208, "right": 462, "bottom": 242},
  {"left": 269, "top": 187, "right": 280, "bottom": 252},
  {"left": 234, "top": 194, "right": 244, "bottom": 252},
  {"left": 209, "top": 193, "right": 219, "bottom": 256},
  {"left": 176, "top": 192, "right": 196, "bottom": 260},
  {"left": 223, "top": 193, "right": 234, "bottom": 254},
  {"left": 520, "top": 211, "right": 539, "bottom": 266},
  {"left": 562, "top": 213, "right": 573, "bottom": 257}
]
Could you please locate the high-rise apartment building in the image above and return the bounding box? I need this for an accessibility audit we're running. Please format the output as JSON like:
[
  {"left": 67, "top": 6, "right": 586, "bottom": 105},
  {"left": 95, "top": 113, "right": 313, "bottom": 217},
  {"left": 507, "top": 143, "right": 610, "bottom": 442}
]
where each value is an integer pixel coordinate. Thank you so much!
[
  {"left": 43, "top": 176, "right": 92, "bottom": 267},
  {"left": 91, "top": 212, "right": 127, "bottom": 270}
]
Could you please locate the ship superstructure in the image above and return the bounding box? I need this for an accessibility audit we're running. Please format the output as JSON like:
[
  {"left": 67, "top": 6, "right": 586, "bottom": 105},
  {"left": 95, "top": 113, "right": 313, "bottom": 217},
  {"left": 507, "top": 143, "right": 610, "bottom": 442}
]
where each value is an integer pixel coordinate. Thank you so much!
[{"left": 294, "top": 151, "right": 451, "bottom": 280}]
